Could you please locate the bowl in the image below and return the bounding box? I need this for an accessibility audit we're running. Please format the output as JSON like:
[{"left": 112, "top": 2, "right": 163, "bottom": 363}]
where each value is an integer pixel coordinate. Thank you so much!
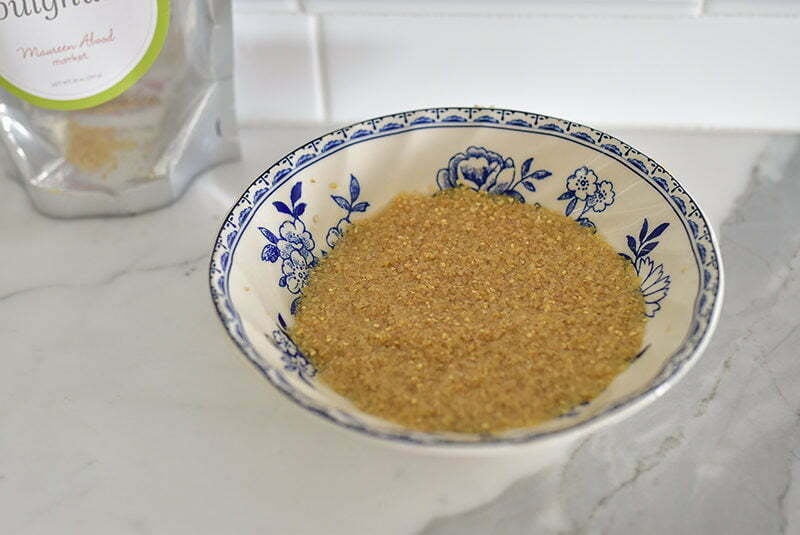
[{"left": 209, "top": 107, "right": 723, "bottom": 449}]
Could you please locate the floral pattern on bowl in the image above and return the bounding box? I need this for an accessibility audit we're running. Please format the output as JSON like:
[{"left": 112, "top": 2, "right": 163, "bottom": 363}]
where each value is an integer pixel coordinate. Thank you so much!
[
  {"left": 435, "top": 145, "right": 552, "bottom": 203},
  {"left": 558, "top": 166, "right": 616, "bottom": 229},
  {"left": 258, "top": 176, "right": 370, "bottom": 314}
]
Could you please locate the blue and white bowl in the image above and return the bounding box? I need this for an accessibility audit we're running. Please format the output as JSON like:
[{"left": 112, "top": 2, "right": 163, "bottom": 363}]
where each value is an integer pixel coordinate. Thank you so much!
[{"left": 209, "top": 107, "right": 723, "bottom": 449}]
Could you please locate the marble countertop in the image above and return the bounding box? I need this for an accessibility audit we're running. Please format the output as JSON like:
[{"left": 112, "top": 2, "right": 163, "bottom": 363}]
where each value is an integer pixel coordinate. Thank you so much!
[{"left": 2, "top": 126, "right": 798, "bottom": 534}]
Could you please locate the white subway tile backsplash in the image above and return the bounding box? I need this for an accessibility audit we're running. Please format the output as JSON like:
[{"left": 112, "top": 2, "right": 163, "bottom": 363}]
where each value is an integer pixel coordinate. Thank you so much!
[
  {"left": 303, "top": 0, "right": 697, "bottom": 16},
  {"left": 233, "top": 12, "right": 319, "bottom": 124},
  {"left": 230, "top": 0, "right": 800, "bottom": 128},
  {"left": 236, "top": 0, "right": 299, "bottom": 14},
  {"left": 318, "top": 15, "right": 800, "bottom": 129}
]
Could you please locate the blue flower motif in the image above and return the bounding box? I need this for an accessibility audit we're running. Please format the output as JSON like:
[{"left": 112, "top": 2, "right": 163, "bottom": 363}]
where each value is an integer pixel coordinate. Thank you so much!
[
  {"left": 273, "top": 328, "right": 298, "bottom": 357},
  {"left": 261, "top": 242, "right": 280, "bottom": 262},
  {"left": 620, "top": 218, "right": 672, "bottom": 318},
  {"left": 278, "top": 219, "right": 314, "bottom": 257},
  {"left": 437, "top": 146, "right": 516, "bottom": 194},
  {"left": 271, "top": 328, "right": 316, "bottom": 382},
  {"left": 258, "top": 182, "right": 314, "bottom": 266},
  {"left": 260, "top": 176, "right": 370, "bottom": 304},
  {"left": 637, "top": 256, "right": 671, "bottom": 317},
  {"left": 325, "top": 174, "right": 369, "bottom": 249},
  {"left": 558, "top": 166, "right": 616, "bottom": 227},
  {"left": 280, "top": 249, "right": 311, "bottom": 294},
  {"left": 589, "top": 180, "right": 615, "bottom": 212},
  {"left": 436, "top": 146, "right": 552, "bottom": 201},
  {"left": 326, "top": 220, "right": 347, "bottom": 248},
  {"left": 281, "top": 351, "right": 315, "bottom": 380},
  {"left": 566, "top": 166, "right": 598, "bottom": 200}
]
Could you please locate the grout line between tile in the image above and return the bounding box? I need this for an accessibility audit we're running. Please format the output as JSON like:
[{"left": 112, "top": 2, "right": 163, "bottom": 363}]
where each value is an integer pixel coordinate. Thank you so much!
[
  {"left": 309, "top": 14, "right": 330, "bottom": 123},
  {"left": 287, "top": 10, "right": 799, "bottom": 20},
  {"left": 694, "top": 0, "right": 707, "bottom": 17}
]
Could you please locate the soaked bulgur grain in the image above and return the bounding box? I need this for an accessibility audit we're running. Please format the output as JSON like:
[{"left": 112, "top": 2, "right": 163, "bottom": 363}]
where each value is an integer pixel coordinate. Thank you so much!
[{"left": 291, "top": 188, "right": 645, "bottom": 433}]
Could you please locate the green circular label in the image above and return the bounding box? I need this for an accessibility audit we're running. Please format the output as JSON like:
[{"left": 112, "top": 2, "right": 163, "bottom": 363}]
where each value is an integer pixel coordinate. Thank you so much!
[{"left": 0, "top": 0, "right": 170, "bottom": 111}]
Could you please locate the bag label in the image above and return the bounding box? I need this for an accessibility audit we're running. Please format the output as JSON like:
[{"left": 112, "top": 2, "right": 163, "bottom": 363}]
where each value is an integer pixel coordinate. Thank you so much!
[{"left": 0, "top": 0, "right": 169, "bottom": 110}]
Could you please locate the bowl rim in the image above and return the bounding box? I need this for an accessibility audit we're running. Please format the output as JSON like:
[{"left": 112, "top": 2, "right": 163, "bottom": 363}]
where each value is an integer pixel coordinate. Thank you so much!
[{"left": 208, "top": 106, "right": 724, "bottom": 448}]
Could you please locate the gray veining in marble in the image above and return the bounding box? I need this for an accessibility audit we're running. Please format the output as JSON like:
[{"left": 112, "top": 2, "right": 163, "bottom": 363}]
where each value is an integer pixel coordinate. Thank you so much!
[
  {"left": 422, "top": 137, "right": 800, "bottom": 535},
  {"left": 1, "top": 128, "right": 795, "bottom": 535}
]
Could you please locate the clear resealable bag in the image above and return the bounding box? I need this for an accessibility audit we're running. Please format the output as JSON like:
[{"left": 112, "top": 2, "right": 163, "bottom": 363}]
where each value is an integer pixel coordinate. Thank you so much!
[{"left": 0, "top": 0, "right": 239, "bottom": 217}]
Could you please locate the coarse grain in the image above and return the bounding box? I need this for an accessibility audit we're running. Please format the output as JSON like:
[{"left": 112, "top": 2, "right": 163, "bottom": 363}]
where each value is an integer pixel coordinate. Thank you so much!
[
  {"left": 65, "top": 120, "right": 136, "bottom": 177},
  {"left": 291, "top": 188, "right": 645, "bottom": 433}
]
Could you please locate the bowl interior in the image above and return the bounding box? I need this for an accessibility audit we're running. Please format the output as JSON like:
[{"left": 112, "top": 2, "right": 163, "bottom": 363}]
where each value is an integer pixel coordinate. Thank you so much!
[{"left": 210, "top": 108, "right": 721, "bottom": 446}]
